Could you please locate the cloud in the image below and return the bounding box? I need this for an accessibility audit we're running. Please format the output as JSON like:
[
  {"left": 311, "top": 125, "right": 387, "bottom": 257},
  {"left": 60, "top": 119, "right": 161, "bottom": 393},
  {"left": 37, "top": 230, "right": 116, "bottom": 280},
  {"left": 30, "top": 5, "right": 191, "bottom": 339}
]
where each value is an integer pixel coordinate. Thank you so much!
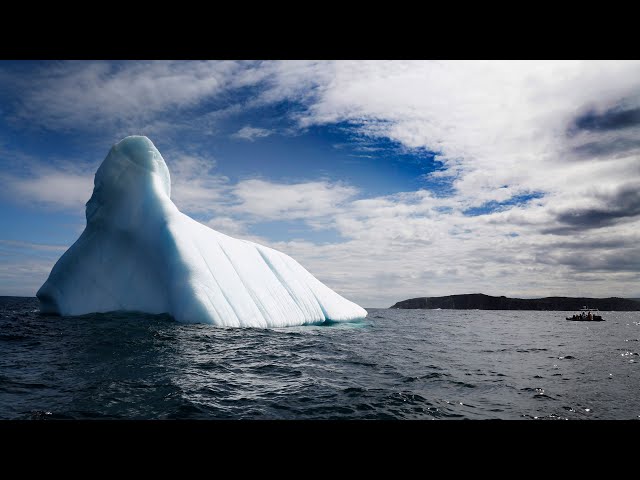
[
  {"left": 571, "top": 106, "right": 640, "bottom": 133},
  {"left": 222, "top": 170, "right": 640, "bottom": 305},
  {"left": 0, "top": 146, "right": 95, "bottom": 213},
  {"left": 0, "top": 257, "right": 55, "bottom": 296},
  {"left": 230, "top": 179, "right": 358, "bottom": 221},
  {"left": 545, "top": 183, "right": 640, "bottom": 233},
  {"left": 570, "top": 137, "right": 640, "bottom": 159},
  {"left": 0, "top": 240, "right": 68, "bottom": 252},
  {"left": 1, "top": 61, "right": 263, "bottom": 135},
  {"left": 0, "top": 239, "right": 69, "bottom": 296},
  {"left": 204, "top": 216, "right": 249, "bottom": 237},
  {"left": 167, "top": 152, "right": 230, "bottom": 216},
  {"left": 231, "top": 126, "right": 273, "bottom": 141},
  {"left": 8, "top": 171, "right": 94, "bottom": 211},
  {"left": 257, "top": 61, "right": 640, "bottom": 202}
]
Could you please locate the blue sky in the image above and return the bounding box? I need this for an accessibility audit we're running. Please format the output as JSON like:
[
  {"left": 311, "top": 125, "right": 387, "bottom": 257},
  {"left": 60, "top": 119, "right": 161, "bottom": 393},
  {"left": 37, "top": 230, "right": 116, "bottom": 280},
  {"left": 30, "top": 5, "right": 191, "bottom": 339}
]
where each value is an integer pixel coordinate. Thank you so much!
[{"left": 1, "top": 60, "right": 640, "bottom": 306}]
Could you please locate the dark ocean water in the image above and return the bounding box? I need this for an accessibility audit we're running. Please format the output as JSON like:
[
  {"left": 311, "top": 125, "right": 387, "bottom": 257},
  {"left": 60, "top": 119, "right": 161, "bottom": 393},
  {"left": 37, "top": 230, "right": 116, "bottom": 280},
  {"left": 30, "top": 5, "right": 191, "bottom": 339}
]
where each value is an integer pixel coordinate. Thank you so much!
[{"left": 1, "top": 296, "right": 639, "bottom": 420}]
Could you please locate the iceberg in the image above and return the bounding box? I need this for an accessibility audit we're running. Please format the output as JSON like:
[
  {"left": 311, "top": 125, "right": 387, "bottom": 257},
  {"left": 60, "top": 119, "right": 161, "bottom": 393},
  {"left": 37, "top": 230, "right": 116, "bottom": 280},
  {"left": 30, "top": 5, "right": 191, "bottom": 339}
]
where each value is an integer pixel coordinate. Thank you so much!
[{"left": 37, "top": 136, "right": 367, "bottom": 327}]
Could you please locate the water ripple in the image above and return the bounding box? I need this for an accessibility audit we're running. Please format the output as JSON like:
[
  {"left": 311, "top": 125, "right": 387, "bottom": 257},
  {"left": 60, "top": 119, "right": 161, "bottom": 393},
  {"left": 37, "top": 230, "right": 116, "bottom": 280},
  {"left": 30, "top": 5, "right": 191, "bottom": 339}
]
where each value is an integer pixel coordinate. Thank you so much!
[{"left": 1, "top": 297, "right": 640, "bottom": 419}]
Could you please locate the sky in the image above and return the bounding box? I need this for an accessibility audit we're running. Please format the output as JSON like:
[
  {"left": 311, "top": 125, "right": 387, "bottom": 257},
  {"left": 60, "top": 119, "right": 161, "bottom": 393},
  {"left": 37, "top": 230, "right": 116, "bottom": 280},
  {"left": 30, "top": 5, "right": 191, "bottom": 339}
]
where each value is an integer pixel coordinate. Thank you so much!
[{"left": 1, "top": 60, "right": 639, "bottom": 307}]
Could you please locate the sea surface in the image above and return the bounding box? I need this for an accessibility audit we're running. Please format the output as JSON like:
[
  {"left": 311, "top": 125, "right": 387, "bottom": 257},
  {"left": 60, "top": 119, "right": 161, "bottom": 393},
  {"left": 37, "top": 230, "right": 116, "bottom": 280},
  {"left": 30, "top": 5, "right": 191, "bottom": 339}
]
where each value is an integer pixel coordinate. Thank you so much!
[{"left": 1, "top": 296, "right": 639, "bottom": 420}]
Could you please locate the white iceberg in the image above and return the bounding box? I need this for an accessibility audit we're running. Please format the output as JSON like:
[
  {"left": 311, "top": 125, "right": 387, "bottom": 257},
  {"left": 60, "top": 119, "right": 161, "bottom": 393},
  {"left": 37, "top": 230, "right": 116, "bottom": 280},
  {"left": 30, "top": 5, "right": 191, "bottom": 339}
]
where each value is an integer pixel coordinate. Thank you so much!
[{"left": 37, "top": 136, "right": 367, "bottom": 327}]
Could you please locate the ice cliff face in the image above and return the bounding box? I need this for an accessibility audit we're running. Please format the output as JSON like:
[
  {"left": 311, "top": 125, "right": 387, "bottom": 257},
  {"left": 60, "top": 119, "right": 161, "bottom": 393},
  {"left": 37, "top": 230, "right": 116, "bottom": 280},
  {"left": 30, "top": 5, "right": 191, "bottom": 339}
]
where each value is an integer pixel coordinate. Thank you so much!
[{"left": 37, "top": 136, "right": 367, "bottom": 327}]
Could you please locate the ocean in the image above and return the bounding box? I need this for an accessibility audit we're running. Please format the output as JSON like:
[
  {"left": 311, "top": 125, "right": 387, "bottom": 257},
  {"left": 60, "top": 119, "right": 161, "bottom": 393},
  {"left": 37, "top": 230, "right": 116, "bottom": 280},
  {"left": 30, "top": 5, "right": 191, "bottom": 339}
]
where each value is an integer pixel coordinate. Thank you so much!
[{"left": 1, "top": 296, "right": 639, "bottom": 420}]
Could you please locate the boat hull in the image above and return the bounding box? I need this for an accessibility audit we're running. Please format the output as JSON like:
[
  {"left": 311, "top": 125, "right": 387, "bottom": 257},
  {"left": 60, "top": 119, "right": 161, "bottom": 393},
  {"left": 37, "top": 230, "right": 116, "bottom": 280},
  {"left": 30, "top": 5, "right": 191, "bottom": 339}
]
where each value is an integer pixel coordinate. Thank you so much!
[{"left": 565, "top": 318, "right": 604, "bottom": 321}]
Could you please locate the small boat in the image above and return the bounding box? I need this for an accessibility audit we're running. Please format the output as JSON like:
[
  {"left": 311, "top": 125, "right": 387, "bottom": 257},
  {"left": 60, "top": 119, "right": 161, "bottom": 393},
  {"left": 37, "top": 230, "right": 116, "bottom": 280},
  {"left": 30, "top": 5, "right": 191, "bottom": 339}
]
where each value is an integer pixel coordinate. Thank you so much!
[{"left": 566, "top": 306, "right": 604, "bottom": 322}]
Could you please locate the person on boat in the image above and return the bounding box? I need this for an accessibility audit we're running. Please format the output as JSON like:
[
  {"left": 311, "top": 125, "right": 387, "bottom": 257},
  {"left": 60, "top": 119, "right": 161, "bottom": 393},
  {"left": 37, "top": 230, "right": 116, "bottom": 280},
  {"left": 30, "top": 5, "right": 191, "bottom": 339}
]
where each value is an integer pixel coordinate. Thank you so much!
[{"left": 587, "top": 311, "right": 593, "bottom": 321}]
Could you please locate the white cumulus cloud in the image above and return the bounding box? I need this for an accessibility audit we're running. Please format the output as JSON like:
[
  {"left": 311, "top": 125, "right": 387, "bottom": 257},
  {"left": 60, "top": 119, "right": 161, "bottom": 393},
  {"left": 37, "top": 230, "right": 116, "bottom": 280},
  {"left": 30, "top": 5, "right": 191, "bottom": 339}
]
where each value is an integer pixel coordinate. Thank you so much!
[{"left": 231, "top": 126, "right": 273, "bottom": 141}]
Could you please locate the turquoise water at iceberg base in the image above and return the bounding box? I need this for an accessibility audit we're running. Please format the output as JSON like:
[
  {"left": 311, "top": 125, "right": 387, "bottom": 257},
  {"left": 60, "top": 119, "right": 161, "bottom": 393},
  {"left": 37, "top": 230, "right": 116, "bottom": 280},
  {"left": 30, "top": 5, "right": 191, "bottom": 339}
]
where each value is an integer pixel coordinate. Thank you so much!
[{"left": 1, "top": 296, "right": 639, "bottom": 420}]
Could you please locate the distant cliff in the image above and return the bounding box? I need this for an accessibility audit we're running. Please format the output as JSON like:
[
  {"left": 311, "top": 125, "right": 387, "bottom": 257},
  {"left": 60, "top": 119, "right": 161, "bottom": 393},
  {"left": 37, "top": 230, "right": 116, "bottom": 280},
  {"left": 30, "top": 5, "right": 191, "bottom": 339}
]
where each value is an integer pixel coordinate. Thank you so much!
[{"left": 390, "top": 294, "right": 640, "bottom": 311}]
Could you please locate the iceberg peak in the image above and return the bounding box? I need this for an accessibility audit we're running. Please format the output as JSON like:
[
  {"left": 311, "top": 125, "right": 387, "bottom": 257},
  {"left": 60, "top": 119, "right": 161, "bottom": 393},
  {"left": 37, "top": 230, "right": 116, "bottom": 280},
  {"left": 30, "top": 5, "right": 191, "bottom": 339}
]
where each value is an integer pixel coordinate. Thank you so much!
[
  {"left": 37, "top": 136, "right": 367, "bottom": 326},
  {"left": 85, "top": 135, "right": 171, "bottom": 225}
]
